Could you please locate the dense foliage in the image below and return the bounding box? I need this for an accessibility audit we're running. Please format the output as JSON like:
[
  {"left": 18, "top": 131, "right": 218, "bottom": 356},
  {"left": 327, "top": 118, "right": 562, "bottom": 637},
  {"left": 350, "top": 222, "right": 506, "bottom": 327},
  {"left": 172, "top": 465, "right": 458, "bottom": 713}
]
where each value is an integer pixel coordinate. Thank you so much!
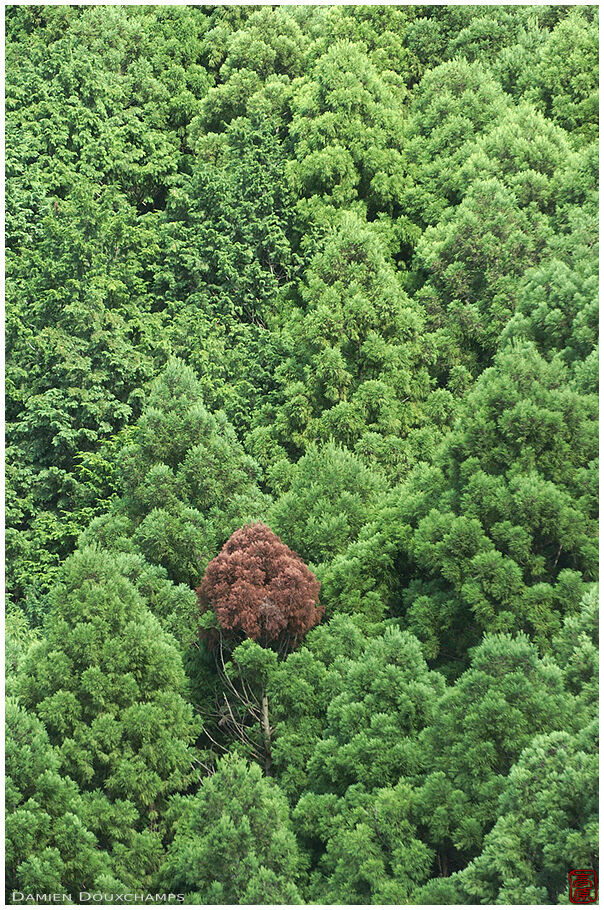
[{"left": 6, "top": 4, "right": 598, "bottom": 905}]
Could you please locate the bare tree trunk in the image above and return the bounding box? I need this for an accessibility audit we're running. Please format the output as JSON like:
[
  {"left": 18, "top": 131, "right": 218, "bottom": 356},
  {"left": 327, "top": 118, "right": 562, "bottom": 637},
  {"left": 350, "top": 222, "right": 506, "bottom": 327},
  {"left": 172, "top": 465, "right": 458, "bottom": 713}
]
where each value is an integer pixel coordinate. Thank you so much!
[
  {"left": 438, "top": 848, "right": 449, "bottom": 878},
  {"left": 213, "top": 634, "right": 273, "bottom": 774},
  {"left": 261, "top": 688, "right": 272, "bottom": 774}
]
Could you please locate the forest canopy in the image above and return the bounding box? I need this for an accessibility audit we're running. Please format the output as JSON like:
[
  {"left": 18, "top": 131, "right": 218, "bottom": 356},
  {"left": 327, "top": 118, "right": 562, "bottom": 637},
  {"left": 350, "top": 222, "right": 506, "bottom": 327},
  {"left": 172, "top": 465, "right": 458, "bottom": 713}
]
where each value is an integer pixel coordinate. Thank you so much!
[{"left": 5, "top": 4, "right": 598, "bottom": 906}]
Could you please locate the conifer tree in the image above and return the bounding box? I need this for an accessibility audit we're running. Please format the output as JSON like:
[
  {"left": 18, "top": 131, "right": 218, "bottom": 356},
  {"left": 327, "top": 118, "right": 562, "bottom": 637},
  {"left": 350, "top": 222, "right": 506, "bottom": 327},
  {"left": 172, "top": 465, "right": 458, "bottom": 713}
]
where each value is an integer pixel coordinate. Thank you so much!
[
  {"left": 17, "top": 547, "right": 199, "bottom": 826},
  {"left": 158, "top": 755, "right": 304, "bottom": 904},
  {"left": 6, "top": 700, "right": 113, "bottom": 899}
]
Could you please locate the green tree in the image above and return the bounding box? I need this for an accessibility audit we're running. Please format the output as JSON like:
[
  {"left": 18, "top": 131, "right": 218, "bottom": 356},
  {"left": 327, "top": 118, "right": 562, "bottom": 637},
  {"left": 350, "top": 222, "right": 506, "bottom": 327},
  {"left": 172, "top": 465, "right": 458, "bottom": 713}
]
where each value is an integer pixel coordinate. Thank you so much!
[
  {"left": 269, "top": 614, "right": 369, "bottom": 803},
  {"left": 402, "top": 57, "right": 509, "bottom": 227},
  {"left": 6, "top": 608, "right": 38, "bottom": 696},
  {"left": 552, "top": 585, "right": 599, "bottom": 729},
  {"left": 158, "top": 755, "right": 304, "bottom": 904},
  {"left": 323, "top": 343, "right": 597, "bottom": 664},
  {"left": 417, "top": 633, "right": 571, "bottom": 872},
  {"left": 83, "top": 360, "right": 269, "bottom": 588},
  {"left": 287, "top": 37, "right": 408, "bottom": 230},
  {"left": 525, "top": 6, "right": 598, "bottom": 143},
  {"left": 457, "top": 103, "right": 570, "bottom": 216},
  {"left": 299, "top": 779, "right": 434, "bottom": 904},
  {"left": 6, "top": 700, "right": 113, "bottom": 900},
  {"left": 250, "top": 212, "right": 443, "bottom": 482},
  {"left": 302, "top": 628, "right": 444, "bottom": 796},
  {"left": 449, "top": 723, "right": 598, "bottom": 904},
  {"left": 416, "top": 177, "right": 551, "bottom": 362},
  {"left": 5, "top": 4, "right": 213, "bottom": 608},
  {"left": 5, "top": 182, "right": 161, "bottom": 608},
  {"left": 17, "top": 547, "right": 199, "bottom": 826},
  {"left": 268, "top": 442, "right": 386, "bottom": 565},
  {"left": 272, "top": 623, "right": 444, "bottom": 902},
  {"left": 503, "top": 141, "right": 598, "bottom": 372}
]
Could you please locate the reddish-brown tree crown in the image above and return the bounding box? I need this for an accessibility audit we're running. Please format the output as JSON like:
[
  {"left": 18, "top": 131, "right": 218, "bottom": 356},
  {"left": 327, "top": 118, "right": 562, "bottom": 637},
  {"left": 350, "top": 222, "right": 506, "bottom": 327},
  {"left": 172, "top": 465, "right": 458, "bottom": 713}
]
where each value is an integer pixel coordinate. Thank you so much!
[{"left": 197, "top": 522, "right": 323, "bottom": 651}]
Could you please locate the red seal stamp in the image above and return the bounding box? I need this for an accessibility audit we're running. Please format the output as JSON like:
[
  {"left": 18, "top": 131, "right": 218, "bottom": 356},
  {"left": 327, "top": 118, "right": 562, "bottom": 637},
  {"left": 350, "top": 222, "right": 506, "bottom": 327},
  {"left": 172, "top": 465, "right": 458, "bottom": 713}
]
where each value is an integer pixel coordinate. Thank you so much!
[{"left": 569, "top": 870, "right": 597, "bottom": 904}]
